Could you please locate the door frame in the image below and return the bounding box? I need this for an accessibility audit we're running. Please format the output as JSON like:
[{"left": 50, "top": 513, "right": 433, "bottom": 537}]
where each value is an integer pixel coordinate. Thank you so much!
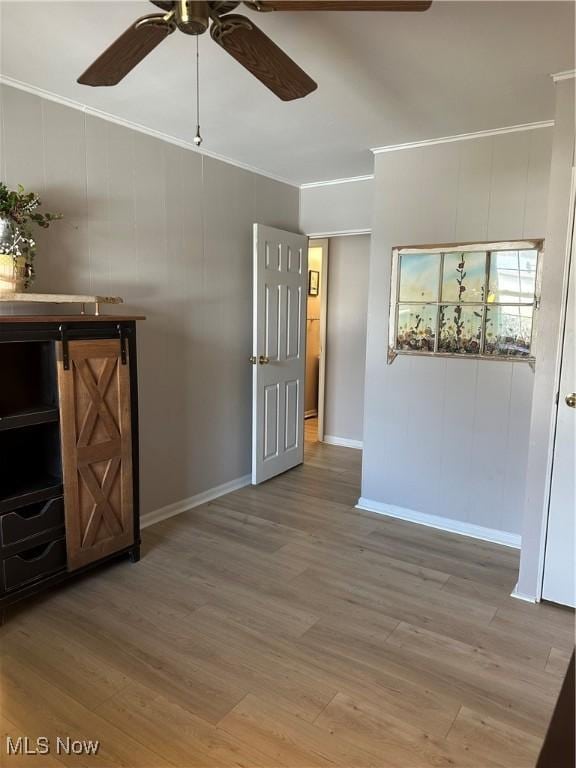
[
  {"left": 307, "top": 232, "right": 373, "bottom": 447},
  {"left": 308, "top": 238, "right": 329, "bottom": 442},
  {"left": 538, "top": 168, "right": 576, "bottom": 601}
]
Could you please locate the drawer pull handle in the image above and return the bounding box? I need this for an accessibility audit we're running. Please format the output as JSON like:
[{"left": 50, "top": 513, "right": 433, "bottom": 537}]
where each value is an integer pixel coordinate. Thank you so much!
[
  {"left": 14, "top": 503, "right": 49, "bottom": 521},
  {"left": 16, "top": 542, "right": 55, "bottom": 562}
]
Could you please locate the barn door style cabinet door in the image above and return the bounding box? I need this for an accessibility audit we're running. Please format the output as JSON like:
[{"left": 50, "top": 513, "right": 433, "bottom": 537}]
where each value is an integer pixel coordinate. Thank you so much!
[
  {"left": 57, "top": 338, "right": 134, "bottom": 571},
  {"left": 0, "top": 316, "right": 143, "bottom": 623}
]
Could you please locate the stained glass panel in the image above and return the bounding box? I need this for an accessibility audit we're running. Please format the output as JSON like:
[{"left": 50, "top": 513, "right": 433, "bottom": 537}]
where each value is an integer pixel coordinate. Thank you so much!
[
  {"left": 488, "top": 250, "right": 537, "bottom": 304},
  {"left": 396, "top": 304, "right": 437, "bottom": 352},
  {"left": 438, "top": 305, "right": 483, "bottom": 355},
  {"left": 398, "top": 253, "right": 440, "bottom": 302},
  {"left": 441, "top": 251, "right": 487, "bottom": 303},
  {"left": 484, "top": 305, "right": 533, "bottom": 357}
]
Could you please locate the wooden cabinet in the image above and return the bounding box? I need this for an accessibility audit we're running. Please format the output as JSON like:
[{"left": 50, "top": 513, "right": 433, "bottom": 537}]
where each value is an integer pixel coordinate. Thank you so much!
[{"left": 0, "top": 317, "right": 142, "bottom": 622}]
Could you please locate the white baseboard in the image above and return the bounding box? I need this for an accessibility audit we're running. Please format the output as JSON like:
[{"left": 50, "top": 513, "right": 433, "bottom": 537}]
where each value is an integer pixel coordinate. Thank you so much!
[
  {"left": 305, "top": 409, "right": 318, "bottom": 419},
  {"left": 141, "top": 474, "right": 252, "bottom": 529},
  {"left": 510, "top": 585, "right": 538, "bottom": 603},
  {"left": 356, "top": 497, "right": 521, "bottom": 549},
  {"left": 323, "top": 435, "right": 363, "bottom": 450}
]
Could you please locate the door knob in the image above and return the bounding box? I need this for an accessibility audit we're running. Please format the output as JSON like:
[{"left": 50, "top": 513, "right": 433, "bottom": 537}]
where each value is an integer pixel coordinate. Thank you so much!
[
  {"left": 249, "top": 355, "right": 257, "bottom": 365},
  {"left": 259, "top": 355, "right": 270, "bottom": 365},
  {"left": 565, "top": 393, "right": 576, "bottom": 408}
]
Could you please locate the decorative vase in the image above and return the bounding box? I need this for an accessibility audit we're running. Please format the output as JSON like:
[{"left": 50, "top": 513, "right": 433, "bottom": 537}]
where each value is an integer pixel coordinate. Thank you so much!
[
  {"left": 0, "top": 253, "right": 29, "bottom": 293},
  {"left": 0, "top": 214, "right": 31, "bottom": 293}
]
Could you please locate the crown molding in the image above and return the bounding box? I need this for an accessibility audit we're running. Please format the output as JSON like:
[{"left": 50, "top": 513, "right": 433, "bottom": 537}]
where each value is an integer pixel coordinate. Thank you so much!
[
  {"left": 300, "top": 174, "right": 374, "bottom": 190},
  {"left": 0, "top": 76, "right": 299, "bottom": 188},
  {"left": 371, "top": 120, "right": 555, "bottom": 155},
  {"left": 308, "top": 228, "right": 372, "bottom": 238},
  {"left": 551, "top": 69, "right": 576, "bottom": 82}
]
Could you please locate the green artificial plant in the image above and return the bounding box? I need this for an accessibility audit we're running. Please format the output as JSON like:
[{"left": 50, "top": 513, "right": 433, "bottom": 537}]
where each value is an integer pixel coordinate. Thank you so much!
[{"left": 0, "top": 182, "right": 62, "bottom": 286}]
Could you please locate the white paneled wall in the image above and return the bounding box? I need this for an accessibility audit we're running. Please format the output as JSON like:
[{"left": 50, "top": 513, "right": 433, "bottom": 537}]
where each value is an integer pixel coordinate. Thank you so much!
[
  {"left": 361, "top": 128, "right": 552, "bottom": 541},
  {"left": 0, "top": 84, "right": 300, "bottom": 516}
]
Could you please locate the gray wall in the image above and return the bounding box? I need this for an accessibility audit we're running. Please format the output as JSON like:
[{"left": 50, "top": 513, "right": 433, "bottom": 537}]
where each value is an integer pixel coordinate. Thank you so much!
[
  {"left": 0, "top": 84, "right": 299, "bottom": 516},
  {"left": 517, "top": 80, "right": 576, "bottom": 597},
  {"left": 300, "top": 178, "right": 373, "bottom": 236},
  {"left": 324, "top": 235, "right": 370, "bottom": 444},
  {"left": 362, "top": 127, "right": 552, "bottom": 537}
]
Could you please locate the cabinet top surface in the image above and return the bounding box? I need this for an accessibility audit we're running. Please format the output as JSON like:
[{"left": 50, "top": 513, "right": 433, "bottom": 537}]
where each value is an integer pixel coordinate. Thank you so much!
[{"left": 0, "top": 315, "right": 145, "bottom": 323}]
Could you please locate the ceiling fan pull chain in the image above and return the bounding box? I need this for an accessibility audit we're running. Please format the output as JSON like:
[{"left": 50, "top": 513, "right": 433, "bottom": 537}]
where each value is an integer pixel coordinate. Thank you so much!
[{"left": 194, "top": 34, "right": 203, "bottom": 146}]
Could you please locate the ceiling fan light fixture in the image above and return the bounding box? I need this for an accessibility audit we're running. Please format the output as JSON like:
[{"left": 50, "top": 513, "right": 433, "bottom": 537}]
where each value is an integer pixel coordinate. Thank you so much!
[
  {"left": 77, "top": 0, "right": 432, "bottom": 97},
  {"left": 175, "top": 1, "right": 210, "bottom": 34}
]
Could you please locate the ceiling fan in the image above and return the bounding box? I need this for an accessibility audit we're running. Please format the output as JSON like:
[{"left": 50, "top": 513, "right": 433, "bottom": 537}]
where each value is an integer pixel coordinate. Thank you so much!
[{"left": 78, "top": 1, "right": 432, "bottom": 101}]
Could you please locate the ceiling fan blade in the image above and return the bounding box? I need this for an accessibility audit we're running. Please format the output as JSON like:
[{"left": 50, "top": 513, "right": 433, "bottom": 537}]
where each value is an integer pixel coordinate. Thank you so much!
[
  {"left": 246, "top": 1, "right": 432, "bottom": 10},
  {"left": 211, "top": 15, "right": 317, "bottom": 101},
  {"left": 78, "top": 15, "right": 175, "bottom": 86},
  {"left": 149, "top": 1, "right": 175, "bottom": 9}
]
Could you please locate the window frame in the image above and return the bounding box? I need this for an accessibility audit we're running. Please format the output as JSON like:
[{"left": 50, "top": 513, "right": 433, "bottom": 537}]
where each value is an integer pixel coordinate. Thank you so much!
[{"left": 388, "top": 239, "right": 544, "bottom": 364}]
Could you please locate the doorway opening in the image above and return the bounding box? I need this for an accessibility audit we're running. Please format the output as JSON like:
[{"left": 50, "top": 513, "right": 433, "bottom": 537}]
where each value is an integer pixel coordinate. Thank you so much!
[
  {"left": 305, "top": 238, "right": 328, "bottom": 445},
  {"left": 250, "top": 224, "right": 369, "bottom": 486},
  {"left": 304, "top": 233, "right": 370, "bottom": 454}
]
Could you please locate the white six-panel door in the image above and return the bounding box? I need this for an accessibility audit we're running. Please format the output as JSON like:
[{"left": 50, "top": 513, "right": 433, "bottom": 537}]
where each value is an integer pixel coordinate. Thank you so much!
[{"left": 252, "top": 224, "right": 308, "bottom": 484}]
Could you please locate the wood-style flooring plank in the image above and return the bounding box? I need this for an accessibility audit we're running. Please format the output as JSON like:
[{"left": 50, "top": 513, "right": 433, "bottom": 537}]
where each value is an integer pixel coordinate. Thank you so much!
[
  {"left": 219, "top": 693, "right": 379, "bottom": 768},
  {"left": 314, "top": 691, "right": 498, "bottom": 768},
  {"left": 1, "top": 623, "right": 131, "bottom": 710},
  {"left": 545, "top": 646, "right": 574, "bottom": 676},
  {"left": 1, "top": 657, "right": 173, "bottom": 767},
  {"left": 0, "top": 715, "right": 66, "bottom": 767},
  {"left": 93, "top": 681, "right": 274, "bottom": 768},
  {"left": 446, "top": 706, "right": 542, "bottom": 767}
]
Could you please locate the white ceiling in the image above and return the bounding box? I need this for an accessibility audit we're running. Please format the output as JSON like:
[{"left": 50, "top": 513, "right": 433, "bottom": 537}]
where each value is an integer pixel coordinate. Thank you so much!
[{"left": 1, "top": 1, "right": 574, "bottom": 184}]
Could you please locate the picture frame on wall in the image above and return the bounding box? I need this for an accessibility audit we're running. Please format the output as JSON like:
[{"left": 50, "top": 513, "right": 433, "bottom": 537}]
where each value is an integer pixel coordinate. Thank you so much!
[{"left": 308, "top": 269, "right": 320, "bottom": 296}]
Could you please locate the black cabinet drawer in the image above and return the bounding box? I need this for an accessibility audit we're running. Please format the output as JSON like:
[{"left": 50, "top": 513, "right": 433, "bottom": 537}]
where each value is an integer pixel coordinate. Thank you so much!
[
  {"left": 1, "top": 497, "right": 64, "bottom": 549},
  {"left": 3, "top": 538, "right": 66, "bottom": 591}
]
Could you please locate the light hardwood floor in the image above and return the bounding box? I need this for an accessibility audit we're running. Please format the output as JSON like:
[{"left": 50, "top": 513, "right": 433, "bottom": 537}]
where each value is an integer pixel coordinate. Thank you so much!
[{"left": 1, "top": 425, "right": 573, "bottom": 767}]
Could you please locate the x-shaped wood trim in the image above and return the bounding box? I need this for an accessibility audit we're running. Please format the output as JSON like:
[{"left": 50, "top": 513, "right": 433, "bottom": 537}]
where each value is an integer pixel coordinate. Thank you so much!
[
  {"left": 79, "top": 457, "right": 123, "bottom": 547},
  {"left": 76, "top": 358, "right": 119, "bottom": 446}
]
